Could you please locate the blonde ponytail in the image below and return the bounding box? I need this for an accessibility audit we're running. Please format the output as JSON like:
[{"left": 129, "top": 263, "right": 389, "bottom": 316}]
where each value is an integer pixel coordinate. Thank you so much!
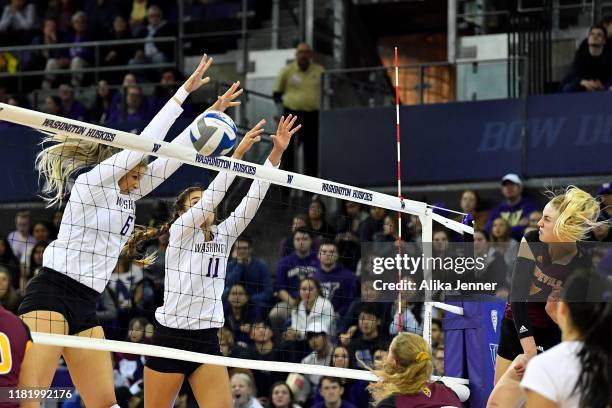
[
  {"left": 549, "top": 186, "right": 600, "bottom": 241},
  {"left": 35, "top": 134, "right": 118, "bottom": 207},
  {"left": 122, "top": 223, "right": 170, "bottom": 266},
  {"left": 367, "top": 333, "right": 433, "bottom": 405}
]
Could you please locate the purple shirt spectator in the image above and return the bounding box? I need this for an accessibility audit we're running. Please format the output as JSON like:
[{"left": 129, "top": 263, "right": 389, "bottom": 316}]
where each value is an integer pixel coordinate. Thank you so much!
[{"left": 314, "top": 241, "right": 358, "bottom": 316}]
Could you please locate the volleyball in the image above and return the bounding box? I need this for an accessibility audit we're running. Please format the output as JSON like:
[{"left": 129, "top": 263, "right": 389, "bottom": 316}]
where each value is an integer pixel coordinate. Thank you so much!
[{"left": 189, "top": 110, "right": 238, "bottom": 157}]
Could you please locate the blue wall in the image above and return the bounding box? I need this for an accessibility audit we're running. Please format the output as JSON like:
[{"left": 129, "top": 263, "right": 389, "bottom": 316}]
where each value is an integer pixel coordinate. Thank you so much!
[{"left": 320, "top": 91, "right": 612, "bottom": 186}]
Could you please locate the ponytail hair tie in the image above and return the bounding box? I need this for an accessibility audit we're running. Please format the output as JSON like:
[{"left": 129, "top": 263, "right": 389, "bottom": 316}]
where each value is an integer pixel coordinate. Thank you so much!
[{"left": 415, "top": 351, "right": 430, "bottom": 363}]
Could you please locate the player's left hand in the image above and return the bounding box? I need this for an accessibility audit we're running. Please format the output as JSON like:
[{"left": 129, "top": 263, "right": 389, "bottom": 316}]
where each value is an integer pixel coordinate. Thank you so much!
[
  {"left": 183, "top": 53, "right": 213, "bottom": 93},
  {"left": 233, "top": 119, "right": 265, "bottom": 160},
  {"left": 208, "top": 81, "right": 243, "bottom": 112}
]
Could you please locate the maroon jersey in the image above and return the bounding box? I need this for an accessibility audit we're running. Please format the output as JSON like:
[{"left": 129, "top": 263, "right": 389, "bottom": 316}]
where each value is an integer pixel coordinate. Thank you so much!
[
  {"left": 377, "top": 382, "right": 462, "bottom": 408},
  {"left": 0, "top": 306, "right": 32, "bottom": 408}
]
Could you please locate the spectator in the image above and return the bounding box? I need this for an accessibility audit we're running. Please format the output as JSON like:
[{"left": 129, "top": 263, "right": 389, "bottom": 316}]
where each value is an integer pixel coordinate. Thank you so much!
[
  {"left": 347, "top": 304, "right": 390, "bottom": 369},
  {"left": 30, "top": 17, "right": 69, "bottom": 82},
  {"left": 433, "top": 346, "right": 445, "bottom": 376},
  {"left": 7, "top": 210, "right": 36, "bottom": 265},
  {"left": 373, "top": 215, "right": 399, "bottom": 243},
  {"left": 458, "top": 189, "right": 489, "bottom": 229},
  {"left": 273, "top": 42, "right": 324, "bottom": 176},
  {"left": 231, "top": 372, "right": 263, "bottom": 408},
  {"left": 129, "top": 0, "right": 148, "bottom": 33},
  {"left": 313, "top": 377, "right": 357, "bottom": 408},
  {"left": 358, "top": 207, "right": 386, "bottom": 242},
  {"left": 31, "top": 221, "right": 51, "bottom": 243},
  {"left": 598, "top": 182, "right": 612, "bottom": 219},
  {"left": 149, "top": 68, "right": 191, "bottom": 114},
  {"left": 224, "top": 282, "right": 260, "bottom": 348},
  {"left": 240, "top": 319, "right": 285, "bottom": 397},
  {"left": 90, "top": 79, "right": 116, "bottom": 124},
  {"left": 490, "top": 217, "right": 520, "bottom": 272},
  {"left": 219, "top": 326, "right": 242, "bottom": 358},
  {"left": 25, "top": 240, "right": 47, "bottom": 288},
  {"left": 130, "top": 5, "right": 174, "bottom": 65},
  {"left": 65, "top": 11, "right": 93, "bottom": 87},
  {"left": 279, "top": 214, "right": 309, "bottom": 257},
  {"left": 561, "top": 25, "right": 611, "bottom": 92},
  {"left": 314, "top": 240, "right": 358, "bottom": 316},
  {"left": 0, "top": 267, "right": 21, "bottom": 313},
  {"left": 97, "top": 286, "right": 119, "bottom": 339},
  {"left": 527, "top": 210, "right": 543, "bottom": 229},
  {"left": 270, "top": 381, "right": 302, "bottom": 408},
  {"left": 485, "top": 173, "right": 539, "bottom": 241},
  {"left": 225, "top": 236, "right": 273, "bottom": 313},
  {"left": 43, "top": 95, "right": 62, "bottom": 115},
  {"left": 0, "top": 238, "right": 19, "bottom": 289},
  {"left": 108, "top": 84, "right": 150, "bottom": 122},
  {"left": 301, "top": 330, "right": 333, "bottom": 391},
  {"left": 114, "top": 317, "right": 148, "bottom": 392},
  {"left": 335, "top": 201, "right": 367, "bottom": 271},
  {"left": 84, "top": 0, "right": 119, "bottom": 38},
  {"left": 58, "top": 83, "right": 89, "bottom": 121},
  {"left": 0, "top": 0, "right": 37, "bottom": 45},
  {"left": 308, "top": 198, "right": 336, "bottom": 242},
  {"left": 46, "top": 0, "right": 77, "bottom": 34},
  {"left": 283, "top": 277, "right": 334, "bottom": 362},
  {"left": 590, "top": 214, "right": 612, "bottom": 242},
  {"left": 389, "top": 299, "right": 421, "bottom": 336},
  {"left": 270, "top": 228, "right": 319, "bottom": 331},
  {"left": 101, "top": 14, "right": 134, "bottom": 83},
  {"left": 473, "top": 229, "right": 508, "bottom": 289},
  {"left": 109, "top": 72, "right": 137, "bottom": 118},
  {"left": 372, "top": 345, "right": 389, "bottom": 371}
]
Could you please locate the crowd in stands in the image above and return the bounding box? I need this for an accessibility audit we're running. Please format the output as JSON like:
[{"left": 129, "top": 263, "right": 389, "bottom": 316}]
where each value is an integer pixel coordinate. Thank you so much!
[{"left": 2, "top": 170, "right": 610, "bottom": 407}]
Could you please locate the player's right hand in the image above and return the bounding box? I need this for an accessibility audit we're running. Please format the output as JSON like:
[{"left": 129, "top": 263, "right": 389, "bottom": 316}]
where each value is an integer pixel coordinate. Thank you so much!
[{"left": 233, "top": 119, "right": 265, "bottom": 160}]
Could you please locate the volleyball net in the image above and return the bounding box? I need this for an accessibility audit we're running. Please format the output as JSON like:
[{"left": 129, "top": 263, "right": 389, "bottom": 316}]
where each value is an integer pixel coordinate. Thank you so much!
[{"left": 0, "top": 102, "right": 472, "bottom": 403}]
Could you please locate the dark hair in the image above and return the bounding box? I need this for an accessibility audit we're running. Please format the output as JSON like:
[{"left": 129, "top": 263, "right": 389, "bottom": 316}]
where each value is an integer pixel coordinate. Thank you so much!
[
  {"left": 320, "top": 376, "right": 343, "bottom": 387},
  {"left": 0, "top": 238, "right": 18, "bottom": 264},
  {"left": 28, "top": 241, "right": 48, "bottom": 279},
  {"left": 590, "top": 24, "right": 608, "bottom": 39},
  {"left": 270, "top": 381, "right": 294, "bottom": 406},
  {"left": 360, "top": 303, "right": 381, "bottom": 319},
  {"left": 293, "top": 226, "right": 312, "bottom": 239},
  {"left": 235, "top": 235, "right": 253, "bottom": 246},
  {"left": 299, "top": 276, "right": 321, "bottom": 294},
  {"left": 562, "top": 270, "right": 612, "bottom": 408},
  {"left": 309, "top": 197, "right": 327, "bottom": 218},
  {"left": 431, "top": 318, "right": 442, "bottom": 330}
]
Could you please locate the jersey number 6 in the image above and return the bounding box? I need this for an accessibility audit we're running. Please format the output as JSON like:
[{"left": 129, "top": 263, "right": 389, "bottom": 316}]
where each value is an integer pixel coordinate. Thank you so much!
[
  {"left": 0, "top": 333, "right": 12, "bottom": 375},
  {"left": 120, "top": 215, "right": 135, "bottom": 236},
  {"left": 206, "top": 257, "right": 220, "bottom": 278}
]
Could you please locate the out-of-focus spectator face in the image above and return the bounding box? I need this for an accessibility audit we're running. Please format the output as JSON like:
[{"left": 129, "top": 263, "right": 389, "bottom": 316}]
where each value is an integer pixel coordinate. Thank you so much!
[
  {"left": 230, "top": 375, "right": 253, "bottom": 406},
  {"left": 123, "top": 73, "right": 137, "bottom": 87},
  {"left": 460, "top": 190, "right": 477, "bottom": 213},
  {"left": 434, "top": 347, "right": 445, "bottom": 375},
  {"left": 332, "top": 346, "right": 349, "bottom": 368},
  {"left": 360, "top": 280, "right": 378, "bottom": 302},
  {"left": 97, "top": 80, "right": 109, "bottom": 97},
  {"left": 370, "top": 206, "right": 385, "bottom": 221},
  {"left": 271, "top": 383, "right": 292, "bottom": 408},
  {"left": 72, "top": 13, "right": 87, "bottom": 34},
  {"left": 234, "top": 239, "right": 251, "bottom": 261},
  {"left": 308, "top": 200, "right": 323, "bottom": 221},
  {"left": 345, "top": 201, "right": 361, "bottom": 217},
  {"left": 501, "top": 181, "right": 521, "bottom": 201},
  {"left": 318, "top": 243, "right": 338, "bottom": 268},
  {"left": 59, "top": 85, "right": 74, "bottom": 103},
  {"left": 592, "top": 222, "right": 610, "bottom": 241},
  {"left": 128, "top": 319, "right": 145, "bottom": 343},
  {"left": 0, "top": 240, "right": 8, "bottom": 257},
  {"left": 147, "top": 6, "right": 163, "bottom": 27},
  {"left": 373, "top": 349, "right": 388, "bottom": 370},
  {"left": 126, "top": 86, "right": 143, "bottom": 110},
  {"left": 0, "top": 270, "right": 9, "bottom": 297},
  {"left": 250, "top": 322, "right": 272, "bottom": 343},
  {"left": 473, "top": 230, "right": 488, "bottom": 255},
  {"left": 291, "top": 216, "right": 307, "bottom": 232},
  {"left": 319, "top": 378, "right": 343, "bottom": 405},
  {"left": 7, "top": 97, "right": 19, "bottom": 107},
  {"left": 358, "top": 311, "right": 379, "bottom": 336},
  {"left": 32, "top": 222, "right": 50, "bottom": 242},
  {"left": 161, "top": 70, "right": 175, "bottom": 85},
  {"left": 383, "top": 215, "right": 396, "bottom": 237},
  {"left": 113, "top": 15, "right": 127, "bottom": 33},
  {"left": 43, "top": 19, "right": 57, "bottom": 37},
  {"left": 295, "top": 43, "right": 312, "bottom": 70},
  {"left": 12, "top": 0, "right": 26, "bottom": 10},
  {"left": 433, "top": 230, "right": 449, "bottom": 253},
  {"left": 299, "top": 278, "right": 318, "bottom": 304},
  {"left": 528, "top": 211, "right": 543, "bottom": 228},
  {"left": 32, "top": 243, "right": 46, "bottom": 266},
  {"left": 307, "top": 333, "right": 327, "bottom": 352},
  {"left": 293, "top": 231, "right": 312, "bottom": 254},
  {"left": 228, "top": 284, "right": 248, "bottom": 309},
  {"left": 495, "top": 286, "right": 509, "bottom": 300},
  {"left": 491, "top": 218, "right": 510, "bottom": 241},
  {"left": 15, "top": 213, "right": 29, "bottom": 234},
  {"left": 44, "top": 96, "right": 61, "bottom": 115},
  {"left": 431, "top": 321, "right": 443, "bottom": 346},
  {"left": 588, "top": 27, "right": 606, "bottom": 48}
]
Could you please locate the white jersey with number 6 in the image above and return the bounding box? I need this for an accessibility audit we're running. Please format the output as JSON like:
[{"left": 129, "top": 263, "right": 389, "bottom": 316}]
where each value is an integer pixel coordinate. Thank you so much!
[{"left": 156, "top": 160, "right": 276, "bottom": 330}]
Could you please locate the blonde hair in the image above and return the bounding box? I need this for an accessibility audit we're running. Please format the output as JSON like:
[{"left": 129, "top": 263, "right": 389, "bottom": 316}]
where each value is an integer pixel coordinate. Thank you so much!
[
  {"left": 367, "top": 332, "right": 433, "bottom": 405},
  {"left": 548, "top": 186, "right": 600, "bottom": 242},
  {"left": 35, "top": 135, "right": 119, "bottom": 206}
]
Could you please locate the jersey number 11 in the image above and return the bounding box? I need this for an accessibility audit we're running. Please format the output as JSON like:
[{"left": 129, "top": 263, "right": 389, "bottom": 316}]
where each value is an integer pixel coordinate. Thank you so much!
[{"left": 206, "top": 257, "right": 220, "bottom": 278}]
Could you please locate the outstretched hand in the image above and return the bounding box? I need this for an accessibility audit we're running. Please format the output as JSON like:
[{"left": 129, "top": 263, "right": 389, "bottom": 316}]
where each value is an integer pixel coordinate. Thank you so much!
[
  {"left": 268, "top": 114, "right": 301, "bottom": 167},
  {"left": 232, "top": 119, "right": 265, "bottom": 160},
  {"left": 208, "top": 81, "right": 243, "bottom": 112},
  {"left": 183, "top": 54, "right": 213, "bottom": 93}
]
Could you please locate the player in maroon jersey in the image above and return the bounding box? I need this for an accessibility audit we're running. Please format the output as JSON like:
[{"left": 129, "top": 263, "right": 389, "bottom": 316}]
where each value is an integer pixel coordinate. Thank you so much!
[
  {"left": 368, "top": 332, "right": 462, "bottom": 408},
  {"left": 0, "top": 305, "right": 34, "bottom": 408}
]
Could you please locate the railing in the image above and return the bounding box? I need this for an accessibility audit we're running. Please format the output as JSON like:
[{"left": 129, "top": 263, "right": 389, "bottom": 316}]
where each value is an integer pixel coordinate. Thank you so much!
[{"left": 321, "top": 57, "right": 527, "bottom": 110}]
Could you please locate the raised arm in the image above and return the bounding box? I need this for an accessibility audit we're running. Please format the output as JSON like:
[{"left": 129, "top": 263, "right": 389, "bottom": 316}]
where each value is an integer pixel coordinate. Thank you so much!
[
  {"left": 135, "top": 80, "right": 244, "bottom": 198},
  {"left": 170, "top": 120, "right": 266, "bottom": 238},
  {"left": 219, "top": 115, "right": 301, "bottom": 242},
  {"left": 82, "top": 54, "right": 214, "bottom": 190}
]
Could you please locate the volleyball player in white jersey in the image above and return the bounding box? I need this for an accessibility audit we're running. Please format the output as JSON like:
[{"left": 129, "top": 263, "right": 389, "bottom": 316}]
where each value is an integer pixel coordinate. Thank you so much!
[
  {"left": 17, "top": 55, "right": 243, "bottom": 408},
  {"left": 143, "top": 115, "right": 301, "bottom": 408}
]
